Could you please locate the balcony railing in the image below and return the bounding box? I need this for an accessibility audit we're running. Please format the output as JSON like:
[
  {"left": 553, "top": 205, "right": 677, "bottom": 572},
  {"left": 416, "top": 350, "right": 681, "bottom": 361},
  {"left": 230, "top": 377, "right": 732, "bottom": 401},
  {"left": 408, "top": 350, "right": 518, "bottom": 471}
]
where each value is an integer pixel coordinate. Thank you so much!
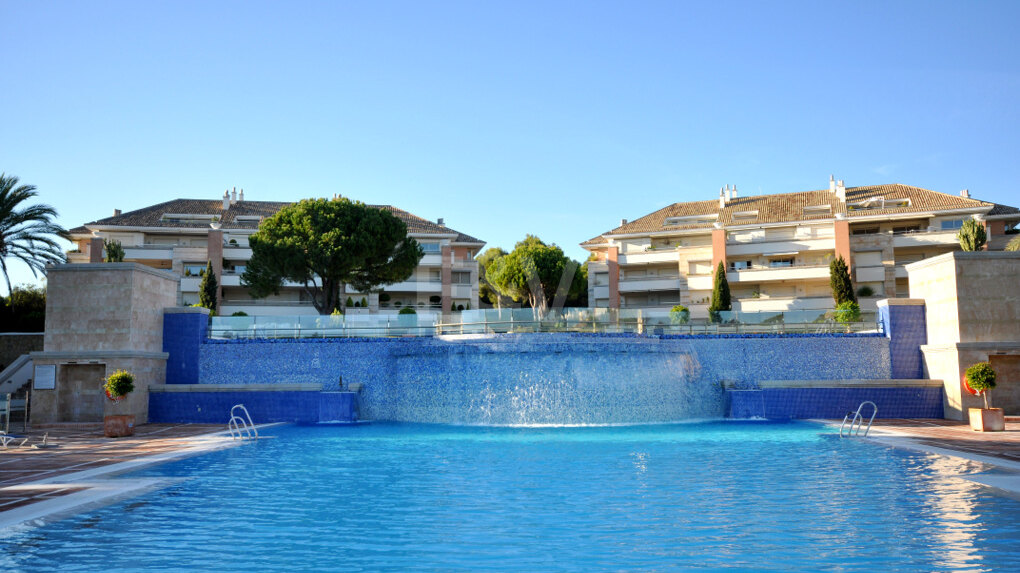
[{"left": 208, "top": 308, "right": 879, "bottom": 339}]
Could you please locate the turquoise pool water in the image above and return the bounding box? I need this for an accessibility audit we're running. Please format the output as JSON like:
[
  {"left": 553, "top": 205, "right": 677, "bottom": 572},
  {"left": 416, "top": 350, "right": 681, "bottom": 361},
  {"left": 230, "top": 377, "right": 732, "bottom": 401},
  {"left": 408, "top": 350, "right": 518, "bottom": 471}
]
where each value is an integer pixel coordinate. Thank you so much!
[{"left": 3, "top": 422, "right": 1019, "bottom": 571}]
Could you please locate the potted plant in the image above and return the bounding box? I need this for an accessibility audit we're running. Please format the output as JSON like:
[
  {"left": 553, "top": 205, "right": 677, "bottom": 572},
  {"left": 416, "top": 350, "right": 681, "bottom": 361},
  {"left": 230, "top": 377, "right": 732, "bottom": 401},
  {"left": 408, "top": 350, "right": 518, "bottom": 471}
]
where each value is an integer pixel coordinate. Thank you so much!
[
  {"left": 669, "top": 304, "right": 690, "bottom": 326},
  {"left": 965, "top": 362, "right": 1004, "bottom": 432},
  {"left": 103, "top": 369, "right": 136, "bottom": 437}
]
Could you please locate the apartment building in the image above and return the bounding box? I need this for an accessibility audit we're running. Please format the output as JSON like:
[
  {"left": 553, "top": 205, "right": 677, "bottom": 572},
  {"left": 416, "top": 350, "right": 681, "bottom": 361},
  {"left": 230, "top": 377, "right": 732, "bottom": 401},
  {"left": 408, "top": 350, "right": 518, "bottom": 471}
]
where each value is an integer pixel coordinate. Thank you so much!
[
  {"left": 582, "top": 178, "right": 1019, "bottom": 315},
  {"left": 68, "top": 190, "right": 485, "bottom": 315}
]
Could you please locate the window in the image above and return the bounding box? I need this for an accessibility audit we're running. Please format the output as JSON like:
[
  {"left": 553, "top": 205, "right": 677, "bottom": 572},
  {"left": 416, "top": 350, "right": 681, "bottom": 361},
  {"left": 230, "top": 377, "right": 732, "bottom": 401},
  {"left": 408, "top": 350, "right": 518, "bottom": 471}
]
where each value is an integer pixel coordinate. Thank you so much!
[
  {"left": 729, "top": 260, "right": 753, "bottom": 271},
  {"left": 182, "top": 263, "right": 206, "bottom": 277},
  {"left": 847, "top": 198, "right": 910, "bottom": 211},
  {"left": 940, "top": 219, "right": 965, "bottom": 230},
  {"left": 732, "top": 210, "right": 758, "bottom": 222},
  {"left": 428, "top": 269, "right": 442, "bottom": 283},
  {"left": 665, "top": 215, "right": 717, "bottom": 226},
  {"left": 852, "top": 227, "right": 880, "bottom": 235},
  {"left": 892, "top": 225, "right": 921, "bottom": 234},
  {"left": 420, "top": 242, "right": 441, "bottom": 253},
  {"left": 804, "top": 205, "right": 831, "bottom": 215},
  {"left": 768, "top": 258, "right": 794, "bottom": 268},
  {"left": 593, "top": 272, "right": 609, "bottom": 286},
  {"left": 161, "top": 213, "right": 219, "bottom": 223},
  {"left": 452, "top": 272, "right": 472, "bottom": 284},
  {"left": 854, "top": 251, "right": 882, "bottom": 267},
  {"left": 688, "top": 261, "right": 712, "bottom": 275}
]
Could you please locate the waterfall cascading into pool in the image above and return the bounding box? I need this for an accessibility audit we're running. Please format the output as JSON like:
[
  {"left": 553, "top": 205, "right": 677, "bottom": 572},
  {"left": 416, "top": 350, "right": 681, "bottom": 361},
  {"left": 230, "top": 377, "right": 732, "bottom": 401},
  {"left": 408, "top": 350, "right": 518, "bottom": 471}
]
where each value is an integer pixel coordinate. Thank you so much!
[{"left": 360, "top": 336, "right": 722, "bottom": 425}]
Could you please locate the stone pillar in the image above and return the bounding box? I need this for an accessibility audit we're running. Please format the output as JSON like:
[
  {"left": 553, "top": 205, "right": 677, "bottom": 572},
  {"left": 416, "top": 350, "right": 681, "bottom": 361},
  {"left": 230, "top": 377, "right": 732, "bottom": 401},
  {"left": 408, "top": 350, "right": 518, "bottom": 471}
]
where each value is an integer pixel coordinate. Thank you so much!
[
  {"left": 88, "top": 237, "right": 104, "bottom": 263},
  {"left": 877, "top": 299, "right": 927, "bottom": 379},
  {"left": 834, "top": 219, "right": 851, "bottom": 271},
  {"left": 441, "top": 245, "right": 452, "bottom": 316},
  {"left": 607, "top": 247, "right": 620, "bottom": 309},
  {"left": 207, "top": 229, "right": 224, "bottom": 310},
  {"left": 985, "top": 220, "right": 1004, "bottom": 251},
  {"left": 162, "top": 307, "right": 210, "bottom": 384},
  {"left": 711, "top": 228, "right": 727, "bottom": 272}
]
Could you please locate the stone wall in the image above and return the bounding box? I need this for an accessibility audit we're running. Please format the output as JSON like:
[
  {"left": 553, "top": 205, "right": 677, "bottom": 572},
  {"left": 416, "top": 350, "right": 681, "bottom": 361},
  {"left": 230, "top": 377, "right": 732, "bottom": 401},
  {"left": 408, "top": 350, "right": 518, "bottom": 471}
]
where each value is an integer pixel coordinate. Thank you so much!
[
  {"left": 31, "top": 264, "right": 179, "bottom": 424},
  {"left": 907, "top": 251, "right": 1020, "bottom": 420}
]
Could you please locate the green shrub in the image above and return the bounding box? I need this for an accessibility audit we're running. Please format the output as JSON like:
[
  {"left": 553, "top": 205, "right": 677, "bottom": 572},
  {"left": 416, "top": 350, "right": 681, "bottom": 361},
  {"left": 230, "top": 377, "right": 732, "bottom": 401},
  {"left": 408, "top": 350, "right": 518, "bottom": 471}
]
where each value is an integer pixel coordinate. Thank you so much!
[
  {"left": 231, "top": 311, "right": 248, "bottom": 317},
  {"left": 669, "top": 304, "right": 690, "bottom": 325},
  {"left": 966, "top": 362, "right": 997, "bottom": 408},
  {"left": 346, "top": 296, "right": 354, "bottom": 308},
  {"left": 394, "top": 301, "right": 402, "bottom": 308},
  {"left": 104, "top": 370, "right": 135, "bottom": 400},
  {"left": 353, "top": 300, "right": 361, "bottom": 307},
  {"left": 834, "top": 301, "right": 861, "bottom": 324},
  {"left": 856, "top": 286, "right": 875, "bottom": 298},
  {"left": 360, "top": 297, "right": 367, "bottom": 307},
  {"left": 398, "top": 307, "right": 416, "bottom": 315},
  {"left": 457, "top": 304, "right": 464, "bottom": 311},
  {"left": 829, "top": 255, "right": 856, "bottom": 305},
  {"left": 451, "top": 302, "right": 457, "bottom": 311},
  {"left": 957, "top": 219, "right": 987, "bottom": 251},
  {"left": 104, "top": 239, "right": 125, "bottom": 263},
  {"left": 379, "top": 293, "right": 391, "bottom": 302},
  {"left": 708, "top": 262, "right": 731, "bottom": 313}
]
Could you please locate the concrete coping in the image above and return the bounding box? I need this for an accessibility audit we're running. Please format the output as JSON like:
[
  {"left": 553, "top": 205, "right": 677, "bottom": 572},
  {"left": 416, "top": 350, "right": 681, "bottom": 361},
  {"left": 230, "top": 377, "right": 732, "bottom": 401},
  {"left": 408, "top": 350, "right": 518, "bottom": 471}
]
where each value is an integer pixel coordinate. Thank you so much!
[
  {"left": 30, "top": 350, "right": 170, "bottom": 360},
  {"left": 747, "top": 379, "right": 945, "bottom": 389},
  {"left": 150, "top": 383, "right": 324, "bottom": 392},
  {"left": 905, "top": 250, "right": 1020, "bottom": 272},
  {"left": 875, "top": 298, "right": 925, "bottom": 307},
  {"left": 47, "top": 262, "right": 178, "bottom": 282},
  {"left": 164, "top": 306, "right": 211, "bottom": 315},
  {"left": 921, "top": 342, "right": 1020, "bottom": 353}
]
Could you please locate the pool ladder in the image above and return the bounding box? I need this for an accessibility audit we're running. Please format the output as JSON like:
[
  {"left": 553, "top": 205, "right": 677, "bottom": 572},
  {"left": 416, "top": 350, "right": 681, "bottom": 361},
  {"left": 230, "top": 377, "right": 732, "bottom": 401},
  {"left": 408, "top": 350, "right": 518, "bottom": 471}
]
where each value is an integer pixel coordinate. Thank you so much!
[
  {"left": 228, "top": 404, "right": 259, "bottom": 441},
  {"left": 840, "top": 401, "right": 877, "bottom": 438}
]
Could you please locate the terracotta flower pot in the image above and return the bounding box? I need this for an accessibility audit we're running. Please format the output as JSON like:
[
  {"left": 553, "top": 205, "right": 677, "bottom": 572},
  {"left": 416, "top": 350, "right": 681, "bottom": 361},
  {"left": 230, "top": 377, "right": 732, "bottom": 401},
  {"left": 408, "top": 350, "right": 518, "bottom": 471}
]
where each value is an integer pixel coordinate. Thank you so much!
[
  {"left": 104, "top": 414, "right": 136, "bottom": 438},
  {"left": 969, "top": 408, "right": 1005, "bottom": 432}
]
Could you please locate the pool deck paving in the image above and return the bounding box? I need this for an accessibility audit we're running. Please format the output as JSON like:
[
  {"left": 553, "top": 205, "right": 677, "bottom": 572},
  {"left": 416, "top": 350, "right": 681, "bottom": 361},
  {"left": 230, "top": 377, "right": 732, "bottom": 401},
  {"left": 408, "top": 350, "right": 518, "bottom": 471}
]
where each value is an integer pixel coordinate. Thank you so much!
[{"left": 0, "top": 419, "right": 1018, "bottom": 530}]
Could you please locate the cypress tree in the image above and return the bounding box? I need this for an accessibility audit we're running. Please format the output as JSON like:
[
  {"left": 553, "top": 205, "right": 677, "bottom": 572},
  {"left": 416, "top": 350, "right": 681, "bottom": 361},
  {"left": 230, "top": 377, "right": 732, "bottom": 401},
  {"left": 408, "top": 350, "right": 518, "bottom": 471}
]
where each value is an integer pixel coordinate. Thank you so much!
[
  {"left": 829, "top": 255, "right": 856, "bottom": 306},
  {"left": 957, "top": 219, "right": 986, "bottom": 251},
  {"left": 708, "top": 262, "right": 731, "bottom": 313},
  {"left": 199, "top": 260, "right": 218, "bottom": 312}
]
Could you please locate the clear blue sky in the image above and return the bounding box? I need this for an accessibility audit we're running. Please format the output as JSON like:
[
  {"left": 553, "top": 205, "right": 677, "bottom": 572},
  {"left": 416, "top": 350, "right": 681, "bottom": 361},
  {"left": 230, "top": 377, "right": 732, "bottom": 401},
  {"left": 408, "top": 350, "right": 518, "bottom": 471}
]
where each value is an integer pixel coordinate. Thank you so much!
[{"left": 3, "top": 1, "right": 1019, "bottom": 295}]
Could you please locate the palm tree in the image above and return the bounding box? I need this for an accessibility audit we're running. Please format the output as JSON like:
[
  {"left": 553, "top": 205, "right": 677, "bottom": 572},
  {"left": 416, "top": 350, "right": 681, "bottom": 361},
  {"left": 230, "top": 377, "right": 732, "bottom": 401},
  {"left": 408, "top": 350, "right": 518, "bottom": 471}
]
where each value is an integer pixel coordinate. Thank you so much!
[{"left": 0, "top": 174, "right": 69, "bottom": 295}]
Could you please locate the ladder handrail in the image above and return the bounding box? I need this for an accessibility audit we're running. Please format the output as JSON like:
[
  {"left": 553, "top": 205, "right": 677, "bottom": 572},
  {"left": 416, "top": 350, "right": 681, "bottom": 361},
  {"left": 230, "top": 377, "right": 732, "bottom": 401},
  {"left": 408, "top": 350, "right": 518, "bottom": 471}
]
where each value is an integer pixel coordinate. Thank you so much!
[
  {"left": 228, "top": 404, "right": 259, "bottom": 441},
  {"left": 840, "top": 401, "right": 878, "bottom": 438}
]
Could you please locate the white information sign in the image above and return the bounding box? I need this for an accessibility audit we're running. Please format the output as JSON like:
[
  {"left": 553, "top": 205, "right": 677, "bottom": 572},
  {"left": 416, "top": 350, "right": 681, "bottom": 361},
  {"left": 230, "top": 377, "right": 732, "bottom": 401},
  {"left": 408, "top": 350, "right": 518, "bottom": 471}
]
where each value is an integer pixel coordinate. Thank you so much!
[{"left": 34, "top": 364, "right": 56, "bottom": 390}]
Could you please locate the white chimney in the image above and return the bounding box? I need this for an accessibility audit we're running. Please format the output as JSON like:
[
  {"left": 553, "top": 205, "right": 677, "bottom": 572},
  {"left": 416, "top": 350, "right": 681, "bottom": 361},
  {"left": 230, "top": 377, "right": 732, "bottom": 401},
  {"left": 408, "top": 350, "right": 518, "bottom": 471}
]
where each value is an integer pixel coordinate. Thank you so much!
[
  {"left": 731, "top": 185, "right": 738, "bottom": 199},
  {"left": 223, "top": 190, "right": 230, "bottom": 210},
  {"left": 719, "top": 187, "right": 726, "bottom": 208},
  {"left": 724, "top": 184, "right": 731, "bottom": 202},
  {"left": 829, "top": 175, "right": 836, "bottom": 193},
  {"left": 239, "top": 188, "right": 245, "bottom": 202},
  {"left": 960, "top": 189, "right": 970, "bottom": 198},
  {"left": 231, "top": 187, "right": 238, "bottom": 205},
  {"left": 836, "top": 179, "right": 846, "bottom": 202}
]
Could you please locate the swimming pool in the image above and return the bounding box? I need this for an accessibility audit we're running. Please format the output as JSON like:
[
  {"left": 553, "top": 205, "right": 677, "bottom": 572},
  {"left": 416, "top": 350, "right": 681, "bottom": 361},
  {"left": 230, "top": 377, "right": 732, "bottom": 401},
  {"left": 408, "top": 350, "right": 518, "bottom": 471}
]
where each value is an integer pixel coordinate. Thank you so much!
[{"left": 3, "top": 422, "right": 1019, "bottom": 571}]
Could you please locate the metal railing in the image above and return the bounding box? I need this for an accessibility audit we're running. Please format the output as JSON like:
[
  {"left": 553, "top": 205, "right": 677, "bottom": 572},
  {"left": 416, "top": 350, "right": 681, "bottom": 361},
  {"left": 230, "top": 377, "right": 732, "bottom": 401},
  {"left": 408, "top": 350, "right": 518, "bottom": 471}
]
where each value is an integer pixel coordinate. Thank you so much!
[{"left": 208, "top": 308, "right": 880, "bottom": 339}]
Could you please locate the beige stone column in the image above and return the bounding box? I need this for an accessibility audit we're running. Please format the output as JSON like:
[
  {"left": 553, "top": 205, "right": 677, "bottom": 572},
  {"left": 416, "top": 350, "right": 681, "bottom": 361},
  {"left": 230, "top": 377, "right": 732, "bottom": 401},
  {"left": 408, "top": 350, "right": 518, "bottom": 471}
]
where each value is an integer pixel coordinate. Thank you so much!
[{"left": 607, "top": 246, "right": 620, "bottom": 309}]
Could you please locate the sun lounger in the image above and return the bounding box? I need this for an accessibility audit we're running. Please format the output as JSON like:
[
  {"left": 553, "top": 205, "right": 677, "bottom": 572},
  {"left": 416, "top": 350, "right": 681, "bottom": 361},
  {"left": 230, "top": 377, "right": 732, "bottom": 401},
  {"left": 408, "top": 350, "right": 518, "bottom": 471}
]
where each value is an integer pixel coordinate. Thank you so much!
[{"left": 0, "top": 431, "right": 29, "bottom": 449}]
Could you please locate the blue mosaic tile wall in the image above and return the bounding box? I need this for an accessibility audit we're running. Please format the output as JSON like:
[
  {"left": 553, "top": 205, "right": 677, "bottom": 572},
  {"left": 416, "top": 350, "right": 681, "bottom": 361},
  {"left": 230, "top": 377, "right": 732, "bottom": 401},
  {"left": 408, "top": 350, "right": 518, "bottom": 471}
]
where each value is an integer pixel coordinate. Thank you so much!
[
  {"left": 878, "top": 304, "right": 928, "bottom": 379},
  {"left": 163, "top": 312, "right": 208, "bottom": 384},
  {"left": 148, "top": 391, "right": 359, "bottom": 424},
  {"left": 198, "top": 333, "right": 893, "bottom": 424},
  {"left": 728, "top": 387, "right": 944, "bottom": 419}
]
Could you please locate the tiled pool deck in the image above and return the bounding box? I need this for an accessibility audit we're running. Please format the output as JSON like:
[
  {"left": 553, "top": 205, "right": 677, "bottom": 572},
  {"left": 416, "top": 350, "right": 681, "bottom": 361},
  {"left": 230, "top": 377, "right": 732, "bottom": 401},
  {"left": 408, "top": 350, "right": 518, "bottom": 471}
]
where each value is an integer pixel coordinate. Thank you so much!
[{"left": 0, "top": 420, "right": 1017, "bottom": 527}]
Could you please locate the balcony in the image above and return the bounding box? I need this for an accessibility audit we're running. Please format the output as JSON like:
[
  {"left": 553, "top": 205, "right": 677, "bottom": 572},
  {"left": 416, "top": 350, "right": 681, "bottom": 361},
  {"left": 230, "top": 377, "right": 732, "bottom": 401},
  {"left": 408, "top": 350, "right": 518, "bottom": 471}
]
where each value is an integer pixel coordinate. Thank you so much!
[
  {"left": 223, "top": 247, "right": 253, "bottom": 259},
  {"left": 124, "top": 246, "right": 174, "bottom": 260},
  {"left": 734, "top": 296, "right": 833, "bottom": 312},
  {"left": 727, "top": 264, "right": 829, "bottom": 283},
  {"left": 382, "top": 280, "right": 442, "bottom": 293},
  {"left": 419, "top": 254, "right": 443, "bottom": 266},
  {"left": 180, "top": 277, "right": 201, "bottom": 292},
  {"left": 891, "top": 229, "right": 959, "bottom": 248},
  {"left": 451, "top": 284, "right": 474, "bottom": 299},
  {"left": 66, "top": 251, "right": 89, "bottom": 263},
  {"left": 726, "top": 237, "right": 835, "bottom": 257},
  {"left": 221, "top": 274, "right": 243, "bottom": 287},
  {"left": 856, "top": 265, "right": 886, "bottom": 283},
  {"left": 618, "top": 250, "right": 680, "bottom": 265},
  {"left": 617, "top": 276, "right": 681, "bottom": 293}
]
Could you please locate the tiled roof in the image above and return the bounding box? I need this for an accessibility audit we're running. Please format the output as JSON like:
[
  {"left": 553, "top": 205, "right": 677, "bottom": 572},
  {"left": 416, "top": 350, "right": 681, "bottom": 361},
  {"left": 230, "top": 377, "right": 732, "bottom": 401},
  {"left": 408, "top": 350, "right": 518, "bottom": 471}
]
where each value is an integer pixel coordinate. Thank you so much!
[
  {"left": 72, "top": 198, "right": 484, "bottom": 244},
  {"left": 988, "top": 202, "right": 1020, "bottom": 217},
  {"left": 583, "top": 183, "right": 1013, "bottom": 246}
]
